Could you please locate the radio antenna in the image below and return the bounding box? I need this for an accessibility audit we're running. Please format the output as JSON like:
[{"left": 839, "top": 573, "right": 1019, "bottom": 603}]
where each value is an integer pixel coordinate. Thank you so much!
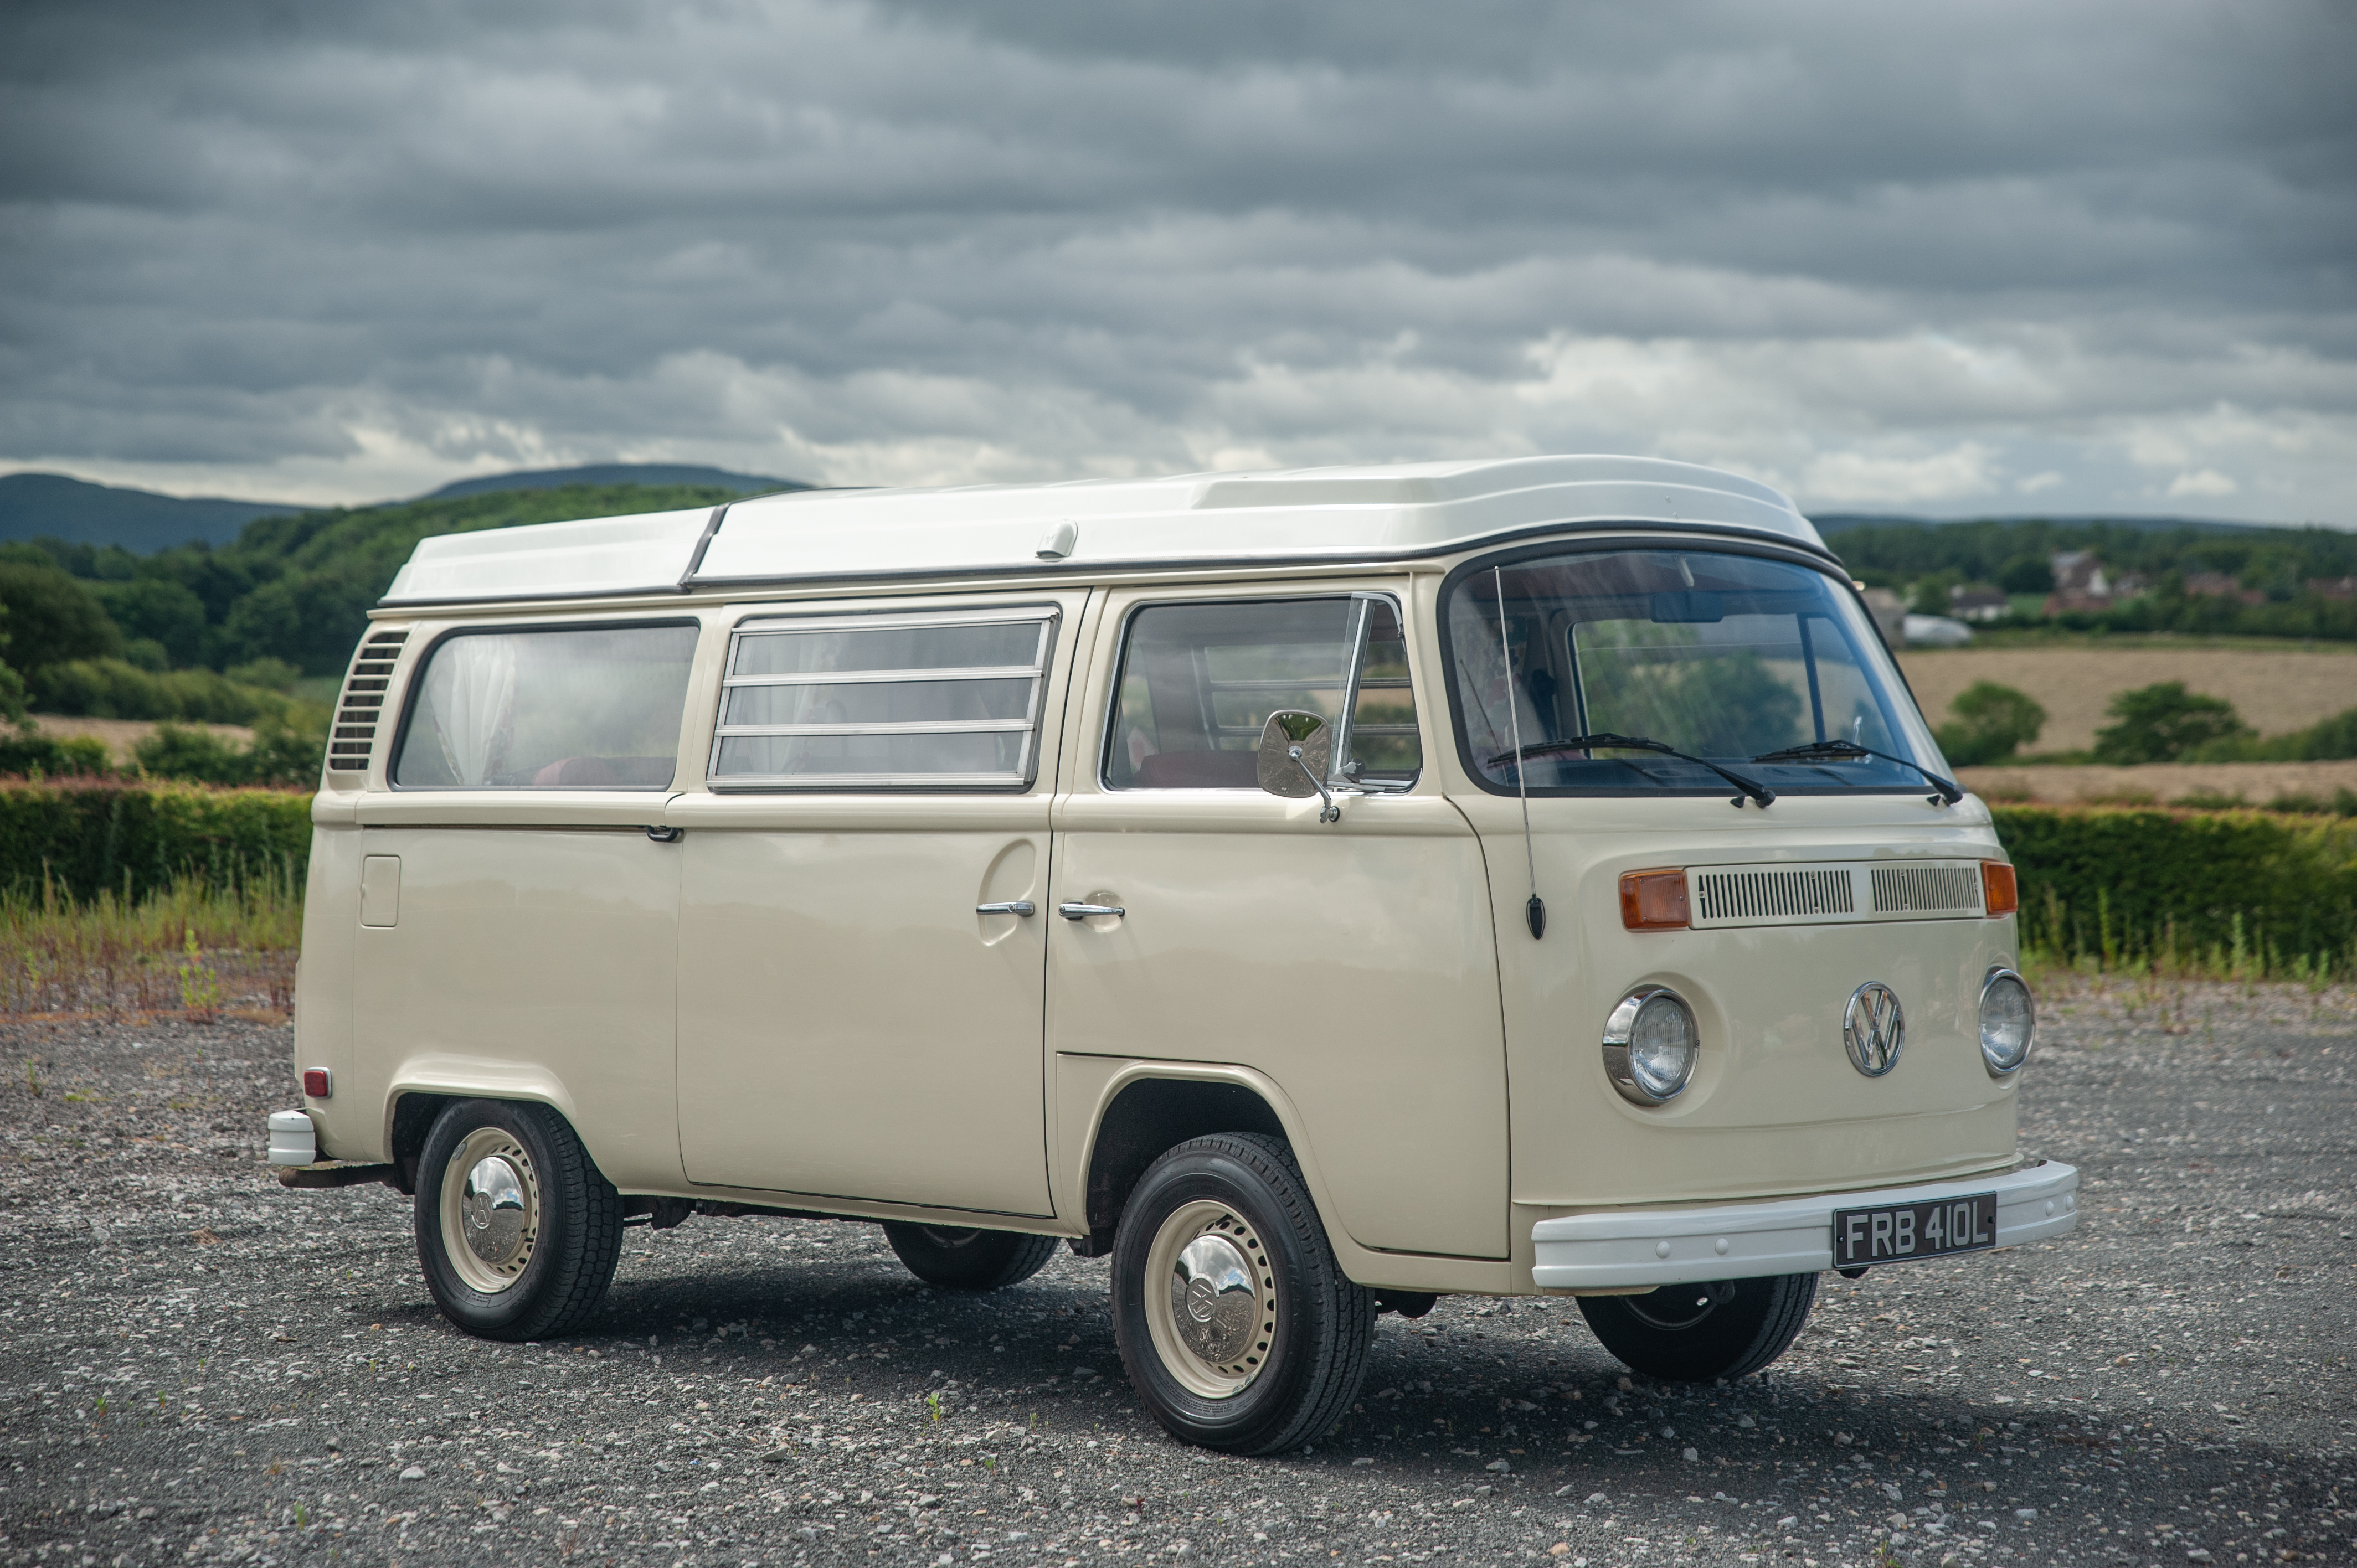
[{"left": 1495, "top": 565, "right": 1545, "bottom": 940}]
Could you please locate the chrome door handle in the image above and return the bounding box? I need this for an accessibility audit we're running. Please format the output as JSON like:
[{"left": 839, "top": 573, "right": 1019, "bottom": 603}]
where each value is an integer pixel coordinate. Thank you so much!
[
  {"left": 975, "top": 900, "right": 1036, "bottom": 917},
  {"left": 1057, "top": 901, "right": 1125, "bottom": 920}
]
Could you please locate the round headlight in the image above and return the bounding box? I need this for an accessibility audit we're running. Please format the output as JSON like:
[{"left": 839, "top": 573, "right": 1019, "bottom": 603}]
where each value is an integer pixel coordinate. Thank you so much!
[
  {"left": 1978, "top": 968, "right": 2035, "bottom": 1076},
  {"left": 1603, "top": 986, "right": 1699, "bottom": 1105}
]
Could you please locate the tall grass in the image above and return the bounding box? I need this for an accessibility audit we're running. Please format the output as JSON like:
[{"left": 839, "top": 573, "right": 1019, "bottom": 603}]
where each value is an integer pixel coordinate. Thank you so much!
[{"left": 0, "top": 865, "right": 302, "bottom": 1018}]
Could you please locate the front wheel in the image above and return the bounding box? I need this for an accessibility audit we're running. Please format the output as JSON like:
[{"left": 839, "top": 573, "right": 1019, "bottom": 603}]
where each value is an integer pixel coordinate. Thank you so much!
[
  {"left": 1110, "top": 1133, "right": 1372, "bottom": 1455},
  {"left": 1577, "top": 1272, "right": 1818, "bottom": 1383},
  {"left": 414, "top": 1098, "right": 622, "bottom": 1341},
  {"left": 881, "top": 1223, "right": 1060, "bottom": 1290}
]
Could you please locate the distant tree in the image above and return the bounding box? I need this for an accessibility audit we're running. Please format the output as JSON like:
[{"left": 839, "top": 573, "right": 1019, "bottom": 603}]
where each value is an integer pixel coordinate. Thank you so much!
[
  {"left": 2092, "top": 682, "right": 2250, "bottom": 765},
  {"left": 1908, "top": 571, "right": 1961, "bottom": 617},
  {"left": 0, "top": 563, "right": 122, "bottom": 667},
  {"left": 89, "top": 577, "right": 208, "bottom": 667},
  {"left": 1997, "top": 554, "right": 2054, "bottom": 594},
  {"left": 1935, "top": 681, "right": 2047, "bottom": 766}
]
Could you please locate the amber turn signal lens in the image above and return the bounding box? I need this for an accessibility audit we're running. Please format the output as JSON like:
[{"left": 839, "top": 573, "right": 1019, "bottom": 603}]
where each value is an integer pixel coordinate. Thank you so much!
[
  {"left": 1619, "top": 869, "right": 1690, "bottom": 930},
  {"left": 1981, "top": 860, "right": 2019, "bottom": 917}
]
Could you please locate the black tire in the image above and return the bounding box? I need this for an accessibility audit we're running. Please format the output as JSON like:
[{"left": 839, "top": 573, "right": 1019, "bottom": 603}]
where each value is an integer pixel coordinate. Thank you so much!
[
  {"left": 1110, "top": 1133, "right": 1373, "bottom": 1456},
  {"left": 882, "top": 1223, "right": 1061, "bottom": 1290},
  {"left": 1577, "top": 1272, "right": 1818, "bottom": 1383},
  {"left": 414, "top": 1098, "right": 622, "bottom": 1342}
]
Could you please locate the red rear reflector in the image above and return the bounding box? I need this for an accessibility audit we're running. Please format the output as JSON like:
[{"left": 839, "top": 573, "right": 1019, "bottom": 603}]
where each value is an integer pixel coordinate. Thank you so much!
[
  {"left": 302, "top": 1068, "right": 332, "bottom": 1098},
  {"left": 1981, "top": 861, "right": 2018, "bottom": 917},
  {"left": 1619, "top": 869, "right": 1690, "bottom": 931}
]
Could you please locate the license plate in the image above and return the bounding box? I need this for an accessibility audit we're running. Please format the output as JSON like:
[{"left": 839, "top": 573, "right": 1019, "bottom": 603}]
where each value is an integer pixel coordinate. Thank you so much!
[{"left": 1832, "top": 1192, "right": 1997, "bottom": 1268}]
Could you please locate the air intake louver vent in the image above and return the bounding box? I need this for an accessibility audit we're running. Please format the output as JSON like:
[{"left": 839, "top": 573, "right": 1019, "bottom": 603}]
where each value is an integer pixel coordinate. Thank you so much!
[
  {"left": 1870, "top": 864, "right": 1983, "bottom": 916},
  {"left": 1691, "top": 867, "right": 1854, "bottom": 924},
  {"left": 326, "top": 629, "right": 408, "bottom": 773},
  {"left": 1685, "top": 859, "right": 1987, "bottom": 929}
]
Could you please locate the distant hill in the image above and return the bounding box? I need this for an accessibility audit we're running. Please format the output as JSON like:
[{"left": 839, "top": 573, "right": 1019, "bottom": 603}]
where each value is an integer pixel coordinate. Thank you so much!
[
  {"left": 0, "top": 463, "right": 808, "bottom": 553},
  {"left": 0, "top": 472, "right": 300, "bottom": 551},
  {"left": 422, "top": 463, "right": 805, "bottom": 501}
]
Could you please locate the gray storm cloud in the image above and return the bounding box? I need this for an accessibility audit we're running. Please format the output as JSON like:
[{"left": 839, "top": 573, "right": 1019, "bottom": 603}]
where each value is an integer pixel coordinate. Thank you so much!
[{"left": 1, "top": 0, "right": 2351, "bottom": 518}]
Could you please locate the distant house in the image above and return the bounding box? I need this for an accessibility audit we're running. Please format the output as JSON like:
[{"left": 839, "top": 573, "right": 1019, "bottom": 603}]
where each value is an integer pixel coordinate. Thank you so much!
[
  {"left": 1947, "top": 585, "right": 2011, "bottom": 622},
  {"left": 2305, "top": 576, "right": 2356, "bottom": 601},
  {"left": 2184, "top": 571, "right": 2265, "bottom": 606},
  {"left": 2045, "top": 550, "right": 2113, "bottom": 614}
]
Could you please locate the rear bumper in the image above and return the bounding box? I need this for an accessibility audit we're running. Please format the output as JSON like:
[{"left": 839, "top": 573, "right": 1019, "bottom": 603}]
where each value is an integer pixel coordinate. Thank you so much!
[
  {"left": 1530, "top": 1158, "right": 2078, "bottom": 1291},
  {"left": 266, "top": 1110, "right": 317, "bottom": 1166}
]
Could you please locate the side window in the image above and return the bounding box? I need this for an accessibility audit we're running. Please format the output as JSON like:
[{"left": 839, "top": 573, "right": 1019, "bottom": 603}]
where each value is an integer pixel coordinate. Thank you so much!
[
  {"left": 707, "top": 606, "right": 1058, "bottom": 789},
  {"left": 1105, "top": 596, "right": 1422, "bottom": 791},
  {"left": 392, "top": 623, "right": 698, "bottom": 788}
]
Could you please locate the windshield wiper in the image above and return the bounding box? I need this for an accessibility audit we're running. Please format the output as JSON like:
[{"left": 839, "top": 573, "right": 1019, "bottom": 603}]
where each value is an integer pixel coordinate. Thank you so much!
[
  {"left": 1751, "top": 739, "right": 1963, "bottom": 807},
  {"left": 1486, "top": 733, "right": 1776, "bottom": 809}
]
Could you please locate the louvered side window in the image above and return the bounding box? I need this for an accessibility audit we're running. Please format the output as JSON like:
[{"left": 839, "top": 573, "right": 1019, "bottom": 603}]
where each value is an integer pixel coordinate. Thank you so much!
[
  {"left": 708, "top": 606, "right": 1059, "bottom": 790},
  {"left": 326, "top": 629, "right": 409, "bottom": 773}
]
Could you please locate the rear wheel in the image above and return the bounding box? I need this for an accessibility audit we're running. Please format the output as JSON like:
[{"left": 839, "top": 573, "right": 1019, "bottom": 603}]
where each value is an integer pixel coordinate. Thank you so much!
[
  {"left": 1577, "top": 1272, "right": 1818, "bottom": 1383},
  {"left": 1111, "top": 1133, "right": 1372, "bottom": 1454},
  {"left": 414, "top": 1098, "right": 622, "bottom": 1341},
  {"left": 882, "top": 1223, "right": 1060, "bottom": 1290}
]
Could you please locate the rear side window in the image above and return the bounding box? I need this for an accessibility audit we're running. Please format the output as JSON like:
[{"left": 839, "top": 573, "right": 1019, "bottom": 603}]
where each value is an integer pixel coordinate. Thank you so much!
[
  {"left": 708, "top": 606, "right": 1059, "bottom": 789},
  {"left": 392, "top": 623, "right": 698, "bottom": 789}
]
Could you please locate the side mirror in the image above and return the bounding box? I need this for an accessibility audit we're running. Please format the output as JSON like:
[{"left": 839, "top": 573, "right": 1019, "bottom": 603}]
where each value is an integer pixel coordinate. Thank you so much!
[{"left": 1257, "top": 710, "right": 1340, "bottom": 822}]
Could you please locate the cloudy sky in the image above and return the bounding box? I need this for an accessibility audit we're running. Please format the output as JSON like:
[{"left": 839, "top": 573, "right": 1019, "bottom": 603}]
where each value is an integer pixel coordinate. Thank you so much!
[{"left": 3, "top": 1, "right": 2353, "bottom": 522}]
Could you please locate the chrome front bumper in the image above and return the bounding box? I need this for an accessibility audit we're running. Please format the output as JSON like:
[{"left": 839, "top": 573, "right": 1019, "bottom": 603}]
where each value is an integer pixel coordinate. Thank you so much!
[{"left": 1530, "top": 1159, "right": 2078, "bottom": 1292}]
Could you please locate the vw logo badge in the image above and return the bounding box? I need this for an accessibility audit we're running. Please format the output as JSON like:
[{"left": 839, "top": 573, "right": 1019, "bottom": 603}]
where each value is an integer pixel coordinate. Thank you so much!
[{"left": 1843, "top": 982, "right": 1906, "bottom": 1076}]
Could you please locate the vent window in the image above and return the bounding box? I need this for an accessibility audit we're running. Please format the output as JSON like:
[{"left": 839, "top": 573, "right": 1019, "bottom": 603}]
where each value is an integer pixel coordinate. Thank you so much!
[{"left": 325, "top": 629, "right": 409, "bottom": 773}]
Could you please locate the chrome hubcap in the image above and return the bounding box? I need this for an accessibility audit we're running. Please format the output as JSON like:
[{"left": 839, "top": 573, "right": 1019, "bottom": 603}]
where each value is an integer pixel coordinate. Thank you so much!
[
  {"left": 440, "top": 1128, "right": 540, "bottom": 1293},
  {"left": 1143, "top": 1201, "right": 1278, "bottom": 1399}
]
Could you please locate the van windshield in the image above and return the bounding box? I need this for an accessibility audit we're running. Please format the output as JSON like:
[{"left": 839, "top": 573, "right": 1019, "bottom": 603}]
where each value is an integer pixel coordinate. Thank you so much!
[{"left": 1445, "top": 548, "right": 1948, "bottom": 796}]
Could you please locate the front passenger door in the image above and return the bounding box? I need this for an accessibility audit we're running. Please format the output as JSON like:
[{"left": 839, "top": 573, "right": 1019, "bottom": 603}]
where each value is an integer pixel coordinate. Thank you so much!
[{"left": 1047, "top": 587, "right": 1510, "bottom": 1258}]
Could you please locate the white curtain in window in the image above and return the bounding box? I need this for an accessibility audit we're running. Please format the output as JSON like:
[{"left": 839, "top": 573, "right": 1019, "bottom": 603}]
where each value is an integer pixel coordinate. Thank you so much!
[{"left": 427, "top": 635, "right": 518, "bottom": 785}]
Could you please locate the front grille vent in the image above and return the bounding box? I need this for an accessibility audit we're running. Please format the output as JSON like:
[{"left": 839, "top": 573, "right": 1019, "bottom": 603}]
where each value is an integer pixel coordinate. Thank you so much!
[
  {"left": 1685, "top": 859, "right": 1985, "bottom": 929},
  {"left": 326, "top": 629, "right": 409, "bottom": 773},
  {"left": 1870, "top": 864, "right": 1983, "bottom": 916},
  {"left": 1691, "top": 866, "right": 1854, "bottom": 924}
]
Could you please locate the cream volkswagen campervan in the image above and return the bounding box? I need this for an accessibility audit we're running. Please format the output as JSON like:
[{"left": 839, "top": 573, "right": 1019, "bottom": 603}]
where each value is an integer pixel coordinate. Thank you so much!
[{"left": 268, "top": 456, "right": 2076, "bottom": 1455}]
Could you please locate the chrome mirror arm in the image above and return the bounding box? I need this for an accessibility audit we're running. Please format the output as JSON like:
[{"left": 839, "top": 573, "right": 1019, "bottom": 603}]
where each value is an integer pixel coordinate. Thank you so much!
[{"left": 1289, "top": 744, "right": 1342, "bottom": 823}]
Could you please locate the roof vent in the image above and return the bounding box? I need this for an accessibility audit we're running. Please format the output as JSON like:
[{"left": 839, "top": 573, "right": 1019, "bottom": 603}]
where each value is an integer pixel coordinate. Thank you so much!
[
  {"left": 1035, "top": 519, "right": 1078, "bottom": 560},
  {"left": 325, "top": 629, "right": 409, "bottom": 774}
]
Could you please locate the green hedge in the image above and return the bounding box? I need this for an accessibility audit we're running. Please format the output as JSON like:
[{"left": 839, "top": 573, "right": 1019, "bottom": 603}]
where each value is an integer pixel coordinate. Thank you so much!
[
  {"left": 1993, "top": 803, "right": 2357, "bottom": 972},
  {"left": 0, "top": 780, "right": 313, "bottom": 902}
]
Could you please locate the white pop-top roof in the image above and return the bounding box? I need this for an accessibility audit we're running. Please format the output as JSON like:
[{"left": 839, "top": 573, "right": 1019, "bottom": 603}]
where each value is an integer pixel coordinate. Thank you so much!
[{"left": 380, "top": 455, "right": 1826, "bottom": 606}]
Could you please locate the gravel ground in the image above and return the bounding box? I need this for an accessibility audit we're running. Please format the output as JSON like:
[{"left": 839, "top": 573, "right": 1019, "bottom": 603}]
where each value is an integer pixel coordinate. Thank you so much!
[{"left": 2, "top": 979, "right": 2351, "bottom": 1568}]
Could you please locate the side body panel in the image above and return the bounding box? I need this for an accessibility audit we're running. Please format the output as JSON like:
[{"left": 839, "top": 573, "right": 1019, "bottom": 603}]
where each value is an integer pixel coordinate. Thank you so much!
[{"left": 348, "top": 804, "right": 687, "bottom": 1190}]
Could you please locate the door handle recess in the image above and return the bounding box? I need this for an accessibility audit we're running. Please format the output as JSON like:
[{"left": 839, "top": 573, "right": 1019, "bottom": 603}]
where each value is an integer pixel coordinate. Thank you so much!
[
  {"left": 1057, "top": 902, "right": 1125, "bottom": 920},
  {"left": 645, "top": 825, "right": 683, "bottom": 843},
  {"left": 975, "top": 900, "right": 1036, "bottom": 917}
]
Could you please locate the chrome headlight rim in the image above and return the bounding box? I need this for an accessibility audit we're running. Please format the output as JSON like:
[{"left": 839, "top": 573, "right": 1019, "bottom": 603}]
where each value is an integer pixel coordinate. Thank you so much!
[
  {"left": 1977, "top": 965, "right": 2036, "bottom": 1077},
  {"left": 1602, "top": 984, "right": 1699, "bottom": 1106}
]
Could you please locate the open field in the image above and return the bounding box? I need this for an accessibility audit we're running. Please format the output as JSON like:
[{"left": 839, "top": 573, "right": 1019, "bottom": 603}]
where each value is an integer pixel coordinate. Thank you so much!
[
  {"left": 1897, "top": 645, "right": 2357, "bottom": 754},
  {"left": 25, "top": 715, "right": 258, "bottom": 765},
  {"left": 1959, "top": 759, "right": 2357, "bottom": 808},
  {"left": 2, "top": 981, "right": 2350, "bottom": 1567}
]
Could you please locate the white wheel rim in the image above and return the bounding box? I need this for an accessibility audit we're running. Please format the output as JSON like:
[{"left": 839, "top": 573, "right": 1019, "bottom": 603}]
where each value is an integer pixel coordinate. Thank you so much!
[
  {"left": 439, "top": 1126, "right": 541, "bottom": 1294},
  {"left": 1141, "top": 1199, "right": 1278, "bottom": 1399}
]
